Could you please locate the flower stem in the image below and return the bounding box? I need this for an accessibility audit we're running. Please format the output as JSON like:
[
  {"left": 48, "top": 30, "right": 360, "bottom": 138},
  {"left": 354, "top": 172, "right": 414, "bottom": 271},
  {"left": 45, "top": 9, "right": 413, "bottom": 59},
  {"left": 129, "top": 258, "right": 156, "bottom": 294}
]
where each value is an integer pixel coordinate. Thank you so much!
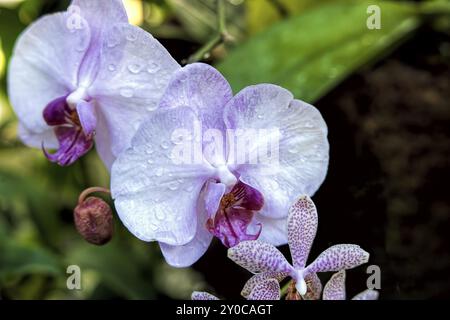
[
  {"left": 186, "top": 0, "right": 230, "bottom": 64},
  {"left": 280, "top": 281, "right": 290, "bottom": 298},
  {"left": 78, "top": 186, "right": 111, "bottom": 204}
]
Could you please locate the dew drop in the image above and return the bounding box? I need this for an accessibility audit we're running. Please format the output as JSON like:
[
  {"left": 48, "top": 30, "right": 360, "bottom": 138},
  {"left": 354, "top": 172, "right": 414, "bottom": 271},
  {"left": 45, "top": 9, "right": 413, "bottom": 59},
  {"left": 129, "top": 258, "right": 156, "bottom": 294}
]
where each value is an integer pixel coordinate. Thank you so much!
[
  {"left": 155, "top": 168, "right": 164, "bottom": 177},
  {"left": 168, "top": 181, "right": 179, "bottom": 191},
  {"left": 288, "top": 148, "right": 299, "bottom": 154},
  {"left": 108, "top": 64, "right": 116, "bottom": 72},
  {"left": 304, "top": 121, "right": 314, "bottom": 128},
  {"left": 147, "top": 62, "right": 160, "bottom": 73},
  {"left": 128, "top": 63, "right": 142, "bottom": 74},
  {"left": 146, "top": 147, "right": 154, "bottom": 155},
  {"left": 172, "top": 133, "right": 185, "bottom": 145},
  {"left": 126, "top": 32, "right": 138, "bottom": 42},
  {"left": 160, "top": 141, "right": 170, "bottom": 150},
  {"left": 155, "top": 211, "right": 166, "bottom": 221},
  {"left": 146, "top": 101, "right": 158, "bottom": 112}
]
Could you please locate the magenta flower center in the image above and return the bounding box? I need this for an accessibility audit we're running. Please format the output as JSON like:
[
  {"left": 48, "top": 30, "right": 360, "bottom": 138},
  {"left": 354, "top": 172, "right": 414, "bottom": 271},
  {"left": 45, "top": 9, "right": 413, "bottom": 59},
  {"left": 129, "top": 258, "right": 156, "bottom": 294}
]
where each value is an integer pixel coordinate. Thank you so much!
[{"left": 206, "top": 181, "right": 264, "bottom": 248}]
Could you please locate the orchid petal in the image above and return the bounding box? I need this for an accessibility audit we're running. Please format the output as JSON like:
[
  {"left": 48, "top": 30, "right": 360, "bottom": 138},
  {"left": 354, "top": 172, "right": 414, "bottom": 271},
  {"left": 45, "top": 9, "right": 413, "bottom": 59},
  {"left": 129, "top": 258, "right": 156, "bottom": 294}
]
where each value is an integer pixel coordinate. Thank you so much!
[
  {"left": 248, "top": 279, "right": 280, "bottom": 301},
  {"left": 159, "top": 181, "right": 220, "bottom": 267},
  {"left": 111, "top": 107, "right": 214, "bottom": 245},
  {"left": 241, "top": 272, "right": 287, "bottom": 298},
  {"left": 159, "top": 63, "right": 232, "bottom": 133},
  {"left": 228, "top": 240, "right": 294, "bottom": 275},
  {"left": 323, "top": 270, "right": 346, "bottom": 300},
  {"left": 288, "top": 195, "right": 318, "bottom": 269},
  {"left": 18, "top": 124, "right": 58, "bottom": 150},
  {"left": 203, "top": 181, "right": 226, "bottom": 219},
  {"left": 8, "top": 12, "right": 90, "bottom": 135},
  {"left": 255, "top": 216, "right": 288, "bottom": 246},
  {"left": 94, "top": 109, "right": 115, "bottom": 170},
  {"left": 76, "top": 101, "right": 97, "bottom": 137},
  {"left": 306, "top": 245, "right": 370, "bottom": 274},
  {"left": 90, "top": 23, "right": 180, "bottom": 159},
  {"left": 224, "top": 84, "right": 329, "bottom": 219},
  {"left": 352, "top": 289, "right": 379, "bottom": 300},
  {"left": 191, "top": 292, "right": 220, "bottom": 300},
  {"left": 303, "top": 273, "right": 323, "bottom": 300},
  {"left": 70, "top": 0, "right": 128, "bottom": 83}
]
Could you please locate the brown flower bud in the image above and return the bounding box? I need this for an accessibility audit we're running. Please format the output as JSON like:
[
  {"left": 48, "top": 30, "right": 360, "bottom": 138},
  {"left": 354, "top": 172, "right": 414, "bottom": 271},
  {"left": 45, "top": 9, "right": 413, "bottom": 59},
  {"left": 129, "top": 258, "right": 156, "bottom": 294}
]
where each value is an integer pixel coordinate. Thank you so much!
[{"left": 74, "top": 187, "right": 113, "bottom": 245}]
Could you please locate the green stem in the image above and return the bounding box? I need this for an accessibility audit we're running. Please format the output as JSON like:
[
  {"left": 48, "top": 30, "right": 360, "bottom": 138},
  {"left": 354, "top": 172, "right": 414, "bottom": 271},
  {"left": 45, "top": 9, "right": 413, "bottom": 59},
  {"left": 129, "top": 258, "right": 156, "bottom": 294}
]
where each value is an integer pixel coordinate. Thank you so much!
[
  {"left": 186, "top": 0, "right": 229, "bottom": 64},
  {"left": 280, "top": 281, "right": 290, "bottom": 298}
]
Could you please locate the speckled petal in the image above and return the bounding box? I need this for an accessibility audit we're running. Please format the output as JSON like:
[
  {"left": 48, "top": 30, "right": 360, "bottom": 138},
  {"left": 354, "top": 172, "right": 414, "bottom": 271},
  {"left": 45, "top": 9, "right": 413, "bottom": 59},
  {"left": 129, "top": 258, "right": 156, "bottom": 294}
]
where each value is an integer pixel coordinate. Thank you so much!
[
  {"left": 306, "top": 245, "right": 370, "bottom": 274},
  {"left": 288, "top": 195, "right": 318, "bottom": 269},
  {"left": 241, "top": 272, "right": 288, "bottom": 298},
  {"left": 248, "top": 279, "right": 280, "bottom": 300},
  {"left": 191, "top": 291, "right": 220, "bottom": 300},
  {"left": 303, "top": 273, "right": 323, "bottom": 300},
  {"left": 228, "top": 240, "right": 294, "bottom": 274},
  {"left": 323, "top": 270, "right": 346, "bottom": 300},
  {"left": 352, "top": 289, "right": 379, "bottom": 300}
]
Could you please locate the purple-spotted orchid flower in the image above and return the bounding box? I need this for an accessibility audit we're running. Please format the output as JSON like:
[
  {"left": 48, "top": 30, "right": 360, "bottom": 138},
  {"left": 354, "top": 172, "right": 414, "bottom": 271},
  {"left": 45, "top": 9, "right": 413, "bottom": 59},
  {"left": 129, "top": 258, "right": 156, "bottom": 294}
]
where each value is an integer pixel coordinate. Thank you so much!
[
  {"left": 323, "top": 270, "right": 379, "bottom": 300},
  {"left": 228, "top": 196, "right": 369, "bottom": 297},
  {"left": 192, "top": 279, "right": 280, "bottom": 300},
  {"left": 111, "top": 63, "right": 329, "bottom": 267},
  {"left": 8, "top": 0, "right": 179, "bottom": 168}
]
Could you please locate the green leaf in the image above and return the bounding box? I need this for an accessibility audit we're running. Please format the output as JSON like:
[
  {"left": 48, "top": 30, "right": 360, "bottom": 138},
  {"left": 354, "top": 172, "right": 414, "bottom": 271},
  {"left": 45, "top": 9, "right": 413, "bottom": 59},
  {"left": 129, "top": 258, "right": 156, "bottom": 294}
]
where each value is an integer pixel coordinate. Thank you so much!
[
  {"left": 66, "top": 235, "right": 157, "bottom": 299},
  {"left": 218, "top": 1, "right": 421, "bottom": 103},
  {"left": 0, "top": 226, "right": 62, "bottom": 284},
  {"left": 246, "top": 0, "right": 335, "bottom": 35}
]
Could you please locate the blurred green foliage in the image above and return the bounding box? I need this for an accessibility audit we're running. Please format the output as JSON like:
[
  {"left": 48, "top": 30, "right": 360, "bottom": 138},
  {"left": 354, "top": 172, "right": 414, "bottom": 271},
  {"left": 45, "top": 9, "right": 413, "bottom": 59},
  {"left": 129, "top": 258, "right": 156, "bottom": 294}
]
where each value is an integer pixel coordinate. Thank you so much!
[{"left": 0, "top": 0, "right": 448, "bottom": 300}]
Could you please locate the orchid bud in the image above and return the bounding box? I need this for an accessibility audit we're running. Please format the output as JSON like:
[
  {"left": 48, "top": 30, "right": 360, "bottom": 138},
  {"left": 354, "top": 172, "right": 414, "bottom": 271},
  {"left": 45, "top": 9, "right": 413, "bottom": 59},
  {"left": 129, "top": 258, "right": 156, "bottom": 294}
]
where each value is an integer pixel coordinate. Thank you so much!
[{"left": 74, "top": 187, "right": 113, "bottom": 245}]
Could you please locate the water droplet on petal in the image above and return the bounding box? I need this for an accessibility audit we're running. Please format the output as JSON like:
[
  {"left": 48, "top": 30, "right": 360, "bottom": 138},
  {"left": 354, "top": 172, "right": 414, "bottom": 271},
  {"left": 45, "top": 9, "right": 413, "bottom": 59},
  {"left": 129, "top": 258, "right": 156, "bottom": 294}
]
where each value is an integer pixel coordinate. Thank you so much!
[
  {"left": 147, "top": 62, "right": 160, "bottom": 73},
  {"left": 146, "top": 147, "right": 154, "bottom": 155},
  {"left": 155, "top": 168, "right": 164, "bottom": 177},
  {"left": 126, "top": 32, "right": 138, "bottom": 42},
  {"left": 146, "top": 101, "right": 158, "bottom": 112},
  {"left": 108, "top": 64, "right": 116, "bottom": 72},
  {"left": 128, "top": 63, "right": 142, "bottom": 74},
  {"left": 168, "top": 181, "right": 179, "bottom": 191},
  {"left": 304, "top": 121, "right": 314, "bottom": 128},
  {"left": 155, "top": 211, "right": 166, "bottom": 221},
  {"left": 160, "top": 141, "right": 170, "bottom": 150}
]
